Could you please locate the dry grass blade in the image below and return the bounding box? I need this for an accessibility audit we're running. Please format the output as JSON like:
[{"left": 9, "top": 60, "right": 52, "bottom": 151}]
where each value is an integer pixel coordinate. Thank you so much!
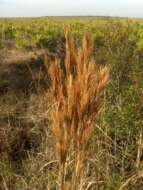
[{"left": 118, "top": 170, "right": 143, "bottom": 190}]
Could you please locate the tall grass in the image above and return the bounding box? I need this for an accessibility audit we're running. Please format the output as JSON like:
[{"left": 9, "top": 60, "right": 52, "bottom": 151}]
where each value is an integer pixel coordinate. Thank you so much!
[{"left": 48, "top": 27, "right": 109, "bottom": 190}]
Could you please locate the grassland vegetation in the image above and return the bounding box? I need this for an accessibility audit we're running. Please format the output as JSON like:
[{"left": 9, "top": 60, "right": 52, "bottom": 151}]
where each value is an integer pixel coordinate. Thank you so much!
[{"left": 0, "top": 17, "right": 143, "bottom": 189}]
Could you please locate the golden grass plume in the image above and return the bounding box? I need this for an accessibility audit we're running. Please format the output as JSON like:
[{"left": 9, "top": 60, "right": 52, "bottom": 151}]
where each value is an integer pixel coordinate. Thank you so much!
[{"left": 48, "top": 26, "right": 109, "bottom": 190}]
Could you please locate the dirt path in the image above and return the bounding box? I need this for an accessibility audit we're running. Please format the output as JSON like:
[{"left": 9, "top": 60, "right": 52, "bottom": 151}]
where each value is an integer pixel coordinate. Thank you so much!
[{"left": 0, "top": 49, "right": 47, "bottom": 93}]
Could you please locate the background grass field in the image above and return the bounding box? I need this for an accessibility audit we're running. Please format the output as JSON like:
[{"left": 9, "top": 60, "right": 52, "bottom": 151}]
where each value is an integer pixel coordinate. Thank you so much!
[{"left": 0, "top": 17, "right": 143, "bottom": 189}]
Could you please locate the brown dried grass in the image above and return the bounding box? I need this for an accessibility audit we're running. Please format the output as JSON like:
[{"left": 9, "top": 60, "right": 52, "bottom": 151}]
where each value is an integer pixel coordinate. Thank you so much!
[{"left": 48, "top": 26, "right": 109, "bottom": 190}]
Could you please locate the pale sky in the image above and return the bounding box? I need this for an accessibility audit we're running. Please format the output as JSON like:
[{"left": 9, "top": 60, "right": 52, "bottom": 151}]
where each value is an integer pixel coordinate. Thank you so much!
[{"left": 0, "top": 0, "right": 143, "bottom": 18}]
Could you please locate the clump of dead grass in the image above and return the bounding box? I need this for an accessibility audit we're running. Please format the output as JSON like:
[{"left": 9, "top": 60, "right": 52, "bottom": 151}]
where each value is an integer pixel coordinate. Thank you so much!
[{"left": 48, "top": 26, "right": 109, "bottom": 190}]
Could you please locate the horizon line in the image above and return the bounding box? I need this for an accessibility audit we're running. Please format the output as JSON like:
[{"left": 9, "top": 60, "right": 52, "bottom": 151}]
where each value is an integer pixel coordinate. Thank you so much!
[{"left": 0, "top": 15, "right": 142, "bottom": 19}]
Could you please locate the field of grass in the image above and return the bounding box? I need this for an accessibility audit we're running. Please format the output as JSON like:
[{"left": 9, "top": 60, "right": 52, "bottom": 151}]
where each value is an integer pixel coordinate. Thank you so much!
[{"left": 0, "top": 17, "right": 143, "bottom": 190}]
